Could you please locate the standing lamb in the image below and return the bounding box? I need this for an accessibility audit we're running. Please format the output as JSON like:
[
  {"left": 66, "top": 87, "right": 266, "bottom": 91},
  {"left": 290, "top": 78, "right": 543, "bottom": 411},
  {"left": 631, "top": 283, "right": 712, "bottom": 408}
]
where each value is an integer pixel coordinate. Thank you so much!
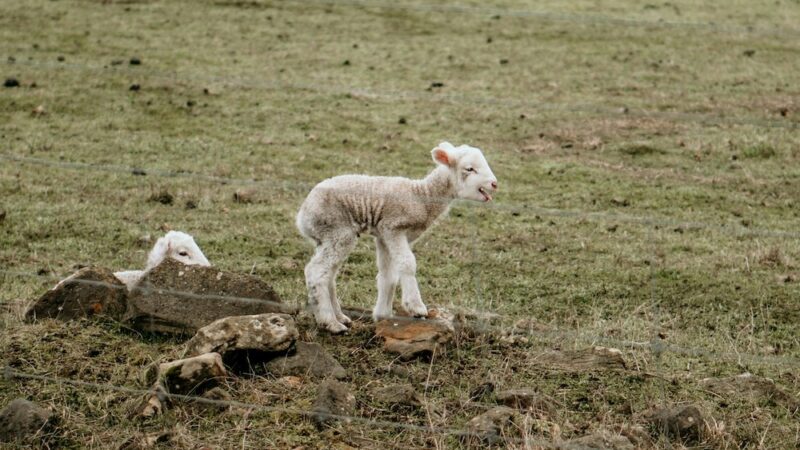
[
  {"left": 297, "top": 142, "right": 498, "bottom": 333},
  {"left": 113, "top": 231, "right": 211, "bottom": 290}
]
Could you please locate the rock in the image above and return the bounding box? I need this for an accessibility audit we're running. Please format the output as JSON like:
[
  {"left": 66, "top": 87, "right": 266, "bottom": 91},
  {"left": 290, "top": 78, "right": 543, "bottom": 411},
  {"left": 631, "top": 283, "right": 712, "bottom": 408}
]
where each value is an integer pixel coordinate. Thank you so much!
[
  {"left": 496, "top": 389, "right": 557, "bottom": 416},
  {"left": 233, "top": 188, "right": 257, "bottom": 204},
  {"left": 541, "top": 347, "right": 627, "bottom": 372},
  {"left": 262, "top": 342, "right": 345, "bottom": 380},
  {"left": 25, "top": 267, "right": 128, "bottom": 322},
  {"left": 198, "top": 387, "right": 232, "bottom": 411},
  {"left": 124, "top": 258, "right": 293, "bottom": 335},
  {"left": 312, "top": 379, "right": 356, "bottom": 429},
  {"left": 118, "top": 431, "right": 175, "bottom": 450},
  {"left": 0, "top": 398, "right": 55, "bottom": 444},
  {"left": 648, "top": 405, "right": 706, "bottom": 444},
  {"left": 372, "top": 384, "right": 421, "bottom": 409},
  {"left": 184, "top": 314, "right": 298, "bottom": 371},
  {"left": 158, "top": 353, "right": 227, "bottom": 396},
  {"left": 701, "top": 373, "right": 799, "bottom": 411},
  {"left": 375, "top": 316, "right": 453, "bottom": 359},
  {"left": 463, "top": 406, "right": 518, "bottom": 446},
  {"left": 557, "top": 430, "right": 635, "bottom": 450},
  {"left": 131, "top": 384, "right": 168, "bottom": 419}
]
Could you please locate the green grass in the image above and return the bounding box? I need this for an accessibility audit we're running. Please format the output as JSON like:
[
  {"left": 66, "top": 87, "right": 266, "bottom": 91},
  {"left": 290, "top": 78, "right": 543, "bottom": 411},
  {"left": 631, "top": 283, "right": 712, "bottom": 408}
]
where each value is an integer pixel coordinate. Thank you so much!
[{"left": 1, "top": 0, "right": 799, "bottom": 448}]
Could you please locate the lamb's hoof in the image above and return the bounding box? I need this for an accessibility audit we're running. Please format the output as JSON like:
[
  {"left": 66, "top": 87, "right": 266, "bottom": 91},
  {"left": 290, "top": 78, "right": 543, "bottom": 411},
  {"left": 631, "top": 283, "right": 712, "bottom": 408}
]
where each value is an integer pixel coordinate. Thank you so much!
[
  {"left": 337, "top": 314, "right": 352, "bottom": 326},
  {"left": 402, "top": 301, "right": 428, "bottom": 318},
  {"left": 323, "top": 321, "right": 349, "bottom": 334}
]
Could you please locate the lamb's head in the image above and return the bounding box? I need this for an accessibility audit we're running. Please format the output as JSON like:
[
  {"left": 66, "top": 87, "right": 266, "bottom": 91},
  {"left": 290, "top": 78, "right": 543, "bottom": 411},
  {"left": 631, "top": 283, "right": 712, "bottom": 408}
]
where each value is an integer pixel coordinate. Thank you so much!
[
  {"left": 145, "top": 231, "right": 211, "bottom": 270},
  {"left": 432, "top": 141, "right": 498, "bottom": 202}
]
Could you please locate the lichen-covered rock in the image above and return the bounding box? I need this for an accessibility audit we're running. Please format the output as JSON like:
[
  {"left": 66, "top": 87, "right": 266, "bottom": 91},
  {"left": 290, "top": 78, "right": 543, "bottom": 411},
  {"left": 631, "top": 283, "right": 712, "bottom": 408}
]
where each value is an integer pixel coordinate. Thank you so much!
[
  {"left": 375, "top": 317, "right": 453, "bottom": 359},
  {"left": 262, "top": 342, "right": 345, "bottom": 380},
  {"left": 463, "top": 406, "right": 518, "bottom": 446},
  {"left": 158, "top": 352, "right": 227, "bottom": 396},
  {"left": 25, "top": 267, "right": 128, "bottom": 322},
  {"left": 184, "top": 314, "right": 298, "bottom": 371},
  {"left": 130, "top": 384, "right": 168, "bottom": 419},
  {"left": 124, "top": 258, "right": 293, "bottom": 335},
  {"left": 312, "top": 379, "right": 356, "bottom": 429},
  {"left": 0, "top": 398, "right": 56, "bottom": 444},
  {"left": 648, "top": 405, "right": 706, "bottom": 445}
]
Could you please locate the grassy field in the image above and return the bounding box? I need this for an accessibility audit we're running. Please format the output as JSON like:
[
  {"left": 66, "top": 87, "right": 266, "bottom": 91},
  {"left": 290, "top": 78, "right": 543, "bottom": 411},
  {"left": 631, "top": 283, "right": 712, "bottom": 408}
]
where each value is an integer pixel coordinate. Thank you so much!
[{"left": 1, "top": 0, "right": 799, "bottom": 448}]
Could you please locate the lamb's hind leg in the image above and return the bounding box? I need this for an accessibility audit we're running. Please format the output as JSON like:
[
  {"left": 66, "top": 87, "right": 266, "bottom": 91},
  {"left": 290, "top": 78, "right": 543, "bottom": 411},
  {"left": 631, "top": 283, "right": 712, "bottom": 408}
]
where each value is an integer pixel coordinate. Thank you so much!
[
  {"left": 305, "top": 231, "right": 356, "bottom": 333},
  {"left": 383, "top": 232, "right": 428, "bottom": 318}
]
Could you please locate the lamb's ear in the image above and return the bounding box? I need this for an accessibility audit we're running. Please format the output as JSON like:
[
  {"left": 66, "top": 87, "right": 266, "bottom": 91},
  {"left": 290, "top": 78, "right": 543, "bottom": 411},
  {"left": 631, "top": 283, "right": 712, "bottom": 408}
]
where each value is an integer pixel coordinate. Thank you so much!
[
  {"left": 145, "top": 237, "right": 169, "bottom": 270},
  {"left": 432, "top": 142, "right": 456, "bottom": 167}
]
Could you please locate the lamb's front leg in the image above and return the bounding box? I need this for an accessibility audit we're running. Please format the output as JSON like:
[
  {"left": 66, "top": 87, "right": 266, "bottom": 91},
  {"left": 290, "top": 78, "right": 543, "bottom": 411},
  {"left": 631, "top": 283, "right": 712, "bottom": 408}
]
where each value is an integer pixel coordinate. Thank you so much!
[
  {"left": 383, "top": 233, "right": 428, "bottom": 318},
  {"left": 373, "top": 237, "right": 397, "bottom": 321}
]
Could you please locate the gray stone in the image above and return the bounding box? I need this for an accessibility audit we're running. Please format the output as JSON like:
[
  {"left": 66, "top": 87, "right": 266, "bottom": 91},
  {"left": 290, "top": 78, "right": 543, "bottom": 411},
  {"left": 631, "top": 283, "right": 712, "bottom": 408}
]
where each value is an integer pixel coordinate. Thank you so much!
[
  {"left": 557, "top": 431, "right": 635, "bottom": 450},
  {"left": 26, "top": 267, "right": 128, "bottom": 322},
  {"left": 312, "top": 379, "right": 356, "bottom": 429},
  {"left": 124, "top": 258, "right": 293, "bottom": 335},
  {"left": 373, "top": 384, "right": 421, "bottom": 409},
  {"left": 463, "top": 406, "right": 518, "bottom": 446},
  {"left": 262, "top": 342, "right": 345, "bottom": 380},
  {"left": 541, "top": 346, "right": 627, "bottom": 372},
  {"left": 0, "top": 398, "right": 55, "bottom": 444},
  {"left": 701, "top": 373, "right": 799, "bottom": 411},
  {"left": 648, "top": 405, "right": 706, "bottom": 445},
  {"left": 159, "top": 352, "right": 227, "bottom": 395},
  {"left": 496, "top": 389, "right": 556, "bottom": 415}
]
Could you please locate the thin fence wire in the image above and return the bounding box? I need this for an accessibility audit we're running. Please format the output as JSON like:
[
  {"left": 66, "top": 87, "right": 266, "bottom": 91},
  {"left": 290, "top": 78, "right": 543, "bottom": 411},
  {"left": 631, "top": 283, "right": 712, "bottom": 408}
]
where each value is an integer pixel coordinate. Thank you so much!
[
  {"left": 3, "top": 268, "right": 798, "bottom": 370},
  {"left": 287, "top": 0, "right": 800, "bottom": 37},
  {"left": 3, "top": 152, "right": 800, "bottom": 241},
  {"left": 4, "top": 58, "right": 798, "bottom": 131},
  {"left": 1, "top": 367, "right": 551, "bottom": 448}
]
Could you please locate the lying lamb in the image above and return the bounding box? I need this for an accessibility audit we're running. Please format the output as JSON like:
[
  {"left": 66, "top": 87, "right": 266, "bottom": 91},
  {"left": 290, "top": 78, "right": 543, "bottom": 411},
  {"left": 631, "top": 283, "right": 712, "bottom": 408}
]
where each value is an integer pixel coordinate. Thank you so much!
[
  {"left": 114, "top": 231, "right": 211, "bottom": 290},
  {"left": 297, "top": 141, "right": 498, "bottom": 333}
]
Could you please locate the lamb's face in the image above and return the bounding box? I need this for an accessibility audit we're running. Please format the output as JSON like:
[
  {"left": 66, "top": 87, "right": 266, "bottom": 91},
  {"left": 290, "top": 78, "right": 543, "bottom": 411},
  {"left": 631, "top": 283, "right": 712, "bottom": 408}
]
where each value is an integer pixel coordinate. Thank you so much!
[
  {"left": 146, "top": 231, "right": 211, "bottom": 270},
  {"left": 432, "top": 142, "right": 498, "bottom": 202},
  {"left": 168, "top": 237, "right": 211, "bottom": 267}
]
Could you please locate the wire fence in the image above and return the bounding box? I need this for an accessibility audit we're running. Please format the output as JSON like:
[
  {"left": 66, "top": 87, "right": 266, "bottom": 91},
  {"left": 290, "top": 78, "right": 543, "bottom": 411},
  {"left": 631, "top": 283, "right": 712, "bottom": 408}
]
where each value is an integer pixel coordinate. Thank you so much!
[
  {"left": 2, "top": 1, "right": 799, "bottom": 448},
  {"left": 5, "top": 57, "right": 799, "bottom": 131}
]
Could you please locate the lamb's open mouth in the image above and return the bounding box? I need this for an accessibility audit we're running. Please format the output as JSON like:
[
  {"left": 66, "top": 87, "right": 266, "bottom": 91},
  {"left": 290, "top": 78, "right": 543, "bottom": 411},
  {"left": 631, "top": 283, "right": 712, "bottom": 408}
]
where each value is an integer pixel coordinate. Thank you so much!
[{"left": 478, "top": 187, "right": 492, "bottom": 202}]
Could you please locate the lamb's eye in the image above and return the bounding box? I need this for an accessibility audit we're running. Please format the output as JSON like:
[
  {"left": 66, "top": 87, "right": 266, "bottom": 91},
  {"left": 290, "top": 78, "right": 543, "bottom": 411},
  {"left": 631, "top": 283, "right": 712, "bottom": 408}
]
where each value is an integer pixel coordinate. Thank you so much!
[
  {"left": 465, "top": 167, "right": 476, "bottom": 173},
  {"left": 178, "top": 251, "right": 189, "bottom": 257}
]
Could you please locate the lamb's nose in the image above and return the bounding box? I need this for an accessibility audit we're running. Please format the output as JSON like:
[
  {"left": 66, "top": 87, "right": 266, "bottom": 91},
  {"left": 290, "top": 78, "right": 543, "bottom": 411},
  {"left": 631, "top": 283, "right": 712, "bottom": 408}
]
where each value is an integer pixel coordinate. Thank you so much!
[{"left": 490, "top": 181, "right": 498, "bottom": 190}]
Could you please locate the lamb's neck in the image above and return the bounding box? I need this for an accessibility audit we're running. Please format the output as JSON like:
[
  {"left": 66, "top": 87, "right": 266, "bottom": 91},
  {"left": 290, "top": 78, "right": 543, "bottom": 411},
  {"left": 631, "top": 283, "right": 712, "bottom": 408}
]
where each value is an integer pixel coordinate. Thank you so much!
[{"left": 417, "top": 166, "right": 456, "bottom": 205}]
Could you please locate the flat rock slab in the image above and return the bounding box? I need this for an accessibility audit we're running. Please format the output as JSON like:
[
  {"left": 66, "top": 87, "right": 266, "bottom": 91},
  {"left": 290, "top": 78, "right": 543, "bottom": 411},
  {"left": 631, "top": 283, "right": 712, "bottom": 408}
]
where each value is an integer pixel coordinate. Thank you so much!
[
  {"left": 539, "top": 346, "right": 627, "bottom": 372},
  {"left": 375, "top": 317, "right": 453, "bottom": 359},
  {"left": 124, "top": 258, "right": 293, "bottom": 335},
  {"left": 647, "top": 405, "right": 706, "bottom": 445},
  {"left": 556, "top": 431, "right": 635, "bottom": 450},
  {"left": 463, "top": 406, "right": 518, "bottom": 446},
  {"left": 0, "top": 398, "right": 55, "bottom": 444},
  {"left": 312, "top": 379, "right": 356, "bottom": 429},
  {"left": 159, "top": 352, "right": 227, "bottom": 395},
  {"left": 701, "top": 373, "right": 799, "bottom": 411},
  {"left": 496, "top": 389, "right": 557, "bottom": 416},
  {"left": 262, "top": 342, "right": 346, "bottom": 380},
  {"left": 25, "top": 267, "right": 128, "bottom": 322}
]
